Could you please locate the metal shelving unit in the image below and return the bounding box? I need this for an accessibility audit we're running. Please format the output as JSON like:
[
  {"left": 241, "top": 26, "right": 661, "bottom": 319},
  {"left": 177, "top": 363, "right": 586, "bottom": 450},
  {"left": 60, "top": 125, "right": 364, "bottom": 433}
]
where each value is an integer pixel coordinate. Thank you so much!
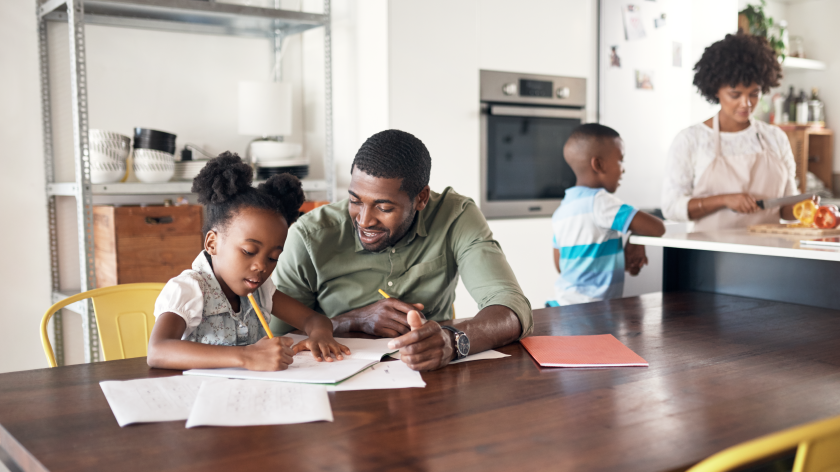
[{"left": 37, "top": 0, "right": 334, "bottom": 365}]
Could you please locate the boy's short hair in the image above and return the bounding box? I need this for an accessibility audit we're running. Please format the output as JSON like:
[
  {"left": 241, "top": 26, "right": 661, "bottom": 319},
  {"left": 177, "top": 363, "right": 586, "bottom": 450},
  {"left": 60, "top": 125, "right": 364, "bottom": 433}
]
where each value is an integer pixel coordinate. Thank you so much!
[{"left": 568, "top": 123, "right": 620, "bottom": 143}]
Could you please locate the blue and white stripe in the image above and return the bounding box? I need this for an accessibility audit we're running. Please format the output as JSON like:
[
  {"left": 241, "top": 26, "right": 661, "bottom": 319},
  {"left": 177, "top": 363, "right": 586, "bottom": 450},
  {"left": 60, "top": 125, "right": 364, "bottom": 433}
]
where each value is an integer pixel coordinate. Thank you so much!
[{"left": 552, "top": 186, "right": 638, "bottom": 305}]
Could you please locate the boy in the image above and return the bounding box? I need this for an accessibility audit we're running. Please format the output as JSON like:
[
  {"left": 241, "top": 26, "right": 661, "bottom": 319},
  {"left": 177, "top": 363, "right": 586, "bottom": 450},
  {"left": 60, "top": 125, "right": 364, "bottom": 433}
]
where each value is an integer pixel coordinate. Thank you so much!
[{"left": 551, "top": 123, "right": 665, "bottom": 306}]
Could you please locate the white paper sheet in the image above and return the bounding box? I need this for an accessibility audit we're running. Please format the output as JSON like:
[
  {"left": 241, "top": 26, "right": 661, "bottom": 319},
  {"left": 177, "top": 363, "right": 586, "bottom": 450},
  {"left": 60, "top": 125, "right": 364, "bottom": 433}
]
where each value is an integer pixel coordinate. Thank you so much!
[
  {"left": 327, "top": 361, "right": 426, "bottom": 392},
  {"left": 99, "top": 376, "right": 206, "bottom": 427},
  {"left": 451, "top": 350, "right": 510, "bottom": 364},
  {"left": 388, "top": 349, "right": 510, "bottom": 364},
  {"left": 184, "top": 335, "right": 399, "bottom": 384},
  {"left": 185, "top": 379, "right": 332, "bottom": 428}
]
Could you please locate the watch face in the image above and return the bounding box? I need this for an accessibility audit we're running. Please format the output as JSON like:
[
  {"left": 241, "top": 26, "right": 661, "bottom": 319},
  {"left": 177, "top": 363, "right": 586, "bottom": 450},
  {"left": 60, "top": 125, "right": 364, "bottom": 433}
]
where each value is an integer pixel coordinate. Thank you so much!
[{"left": 456, "top": 334, "right": 470, "bottom": 357}]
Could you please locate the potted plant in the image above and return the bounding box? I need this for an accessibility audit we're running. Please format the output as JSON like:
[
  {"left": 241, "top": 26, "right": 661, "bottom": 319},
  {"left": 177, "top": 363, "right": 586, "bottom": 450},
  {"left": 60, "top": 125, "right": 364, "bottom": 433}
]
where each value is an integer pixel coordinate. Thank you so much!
[{"left": 739, "top": 0, "right": 787, "bottom": 59}]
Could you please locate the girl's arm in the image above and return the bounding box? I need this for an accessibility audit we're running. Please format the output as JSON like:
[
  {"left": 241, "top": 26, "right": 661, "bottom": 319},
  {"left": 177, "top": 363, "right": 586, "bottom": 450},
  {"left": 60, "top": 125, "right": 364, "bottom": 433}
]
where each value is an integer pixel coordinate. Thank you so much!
[
  {"left": 147, "top": 312, "right": 293, "bottom": 371},
  {"left": 271, "top": 290, "right": 351, "bottom": 361}
]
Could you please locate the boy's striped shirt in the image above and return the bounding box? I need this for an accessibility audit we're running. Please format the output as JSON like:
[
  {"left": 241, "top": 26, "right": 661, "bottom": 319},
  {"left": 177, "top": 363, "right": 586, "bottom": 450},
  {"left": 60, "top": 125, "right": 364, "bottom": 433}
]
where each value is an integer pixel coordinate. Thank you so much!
[{"left": 551, "top": 186, "right": 637, "bottom": 305}]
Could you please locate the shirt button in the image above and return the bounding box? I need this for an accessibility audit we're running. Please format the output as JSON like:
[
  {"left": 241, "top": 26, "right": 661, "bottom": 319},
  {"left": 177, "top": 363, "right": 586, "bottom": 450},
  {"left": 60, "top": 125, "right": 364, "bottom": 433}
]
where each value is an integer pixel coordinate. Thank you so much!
[
  {"left": 388, "top": 281, "right": 393, "bottom": 287},
  {"left": 391, "top": 249, "right": 396, "bottom": 253}
]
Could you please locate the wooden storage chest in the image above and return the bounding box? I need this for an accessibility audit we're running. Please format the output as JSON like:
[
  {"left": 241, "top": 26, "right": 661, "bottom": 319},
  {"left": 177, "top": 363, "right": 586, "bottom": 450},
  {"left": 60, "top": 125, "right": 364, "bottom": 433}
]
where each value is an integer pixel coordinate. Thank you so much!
[{"left": 93, "top": 205, "right": 203, "bottom": 287}]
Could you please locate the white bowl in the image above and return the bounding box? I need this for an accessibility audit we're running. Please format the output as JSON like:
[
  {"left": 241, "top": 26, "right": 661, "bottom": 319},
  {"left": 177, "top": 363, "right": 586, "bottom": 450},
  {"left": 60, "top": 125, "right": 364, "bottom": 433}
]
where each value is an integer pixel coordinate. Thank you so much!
[
  {"left": 89, "top": 130, "right": 130, "bottom": 152},
  {"left": 91, "top": 160, "right": 126, "bottom": 184},
  {"left": 250, "top": 141, "right": 302, "bottom": 162},
  {"left": 133, "top": 148, "right": 175, "bottom": 164},
  {"left": 134, "top": 159, "right": 174, "bottom": 183},
  {"left": 90, "top": 145, "right": 129, "bottom": 163}
]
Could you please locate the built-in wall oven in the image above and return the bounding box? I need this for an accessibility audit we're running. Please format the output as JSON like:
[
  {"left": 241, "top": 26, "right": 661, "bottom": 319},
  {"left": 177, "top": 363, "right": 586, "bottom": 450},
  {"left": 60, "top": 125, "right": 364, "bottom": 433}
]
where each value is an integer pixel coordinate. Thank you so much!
[{"left": 480, "top": 70, "right": 587, "bottom": 219}]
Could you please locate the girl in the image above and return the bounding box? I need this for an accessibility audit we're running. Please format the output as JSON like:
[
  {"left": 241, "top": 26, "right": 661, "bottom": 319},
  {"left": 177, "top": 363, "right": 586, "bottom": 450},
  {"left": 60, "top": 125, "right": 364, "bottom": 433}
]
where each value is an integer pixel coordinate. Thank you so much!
[{"left": 147, "top": 152, "right": 350, "bottom": 371}]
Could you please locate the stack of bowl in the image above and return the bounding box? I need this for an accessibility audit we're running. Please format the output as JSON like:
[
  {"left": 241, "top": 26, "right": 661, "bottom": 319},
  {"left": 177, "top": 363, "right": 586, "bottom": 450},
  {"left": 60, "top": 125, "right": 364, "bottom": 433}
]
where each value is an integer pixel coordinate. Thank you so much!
[
  {"left": 133, "top": 128, "right": 176, "bottom": 183},
  {"left": 251, "top": 141, "right": 309, "bottom": 181},
  {"left": 89, "top": 130, "right": 131, "bottom": 184}
]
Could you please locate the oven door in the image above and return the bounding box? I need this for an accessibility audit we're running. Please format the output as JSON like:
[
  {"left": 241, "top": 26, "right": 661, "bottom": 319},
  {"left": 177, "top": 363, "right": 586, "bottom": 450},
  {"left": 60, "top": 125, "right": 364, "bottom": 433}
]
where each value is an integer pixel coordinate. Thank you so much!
[{"left": 480, "top": 104, "right": 585, "bottom": 219}]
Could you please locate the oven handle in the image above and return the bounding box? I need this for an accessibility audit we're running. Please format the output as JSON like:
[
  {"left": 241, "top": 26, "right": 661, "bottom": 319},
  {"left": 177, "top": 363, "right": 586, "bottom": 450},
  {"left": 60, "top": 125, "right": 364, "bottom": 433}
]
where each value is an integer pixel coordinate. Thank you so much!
[{"left": 489, "top": 105, "right": 584, "bottom": 119}]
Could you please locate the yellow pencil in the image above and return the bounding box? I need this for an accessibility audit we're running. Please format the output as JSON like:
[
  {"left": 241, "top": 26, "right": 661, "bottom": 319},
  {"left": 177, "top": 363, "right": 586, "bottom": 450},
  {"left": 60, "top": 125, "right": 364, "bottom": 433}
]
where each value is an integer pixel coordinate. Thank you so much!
[
  {"left": 247, "top": 293, "right": 273, "bottom": 339},
  {"left": 378, "top": 289, "right": 391, "bottom": 299}
]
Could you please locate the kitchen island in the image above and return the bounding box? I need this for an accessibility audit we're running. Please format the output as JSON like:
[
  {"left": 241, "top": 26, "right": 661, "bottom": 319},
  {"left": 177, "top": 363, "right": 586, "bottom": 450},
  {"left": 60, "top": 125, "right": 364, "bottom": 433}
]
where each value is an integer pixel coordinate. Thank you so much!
[{"left": 630, "top": 230, "right": 840, "bottom": 310}]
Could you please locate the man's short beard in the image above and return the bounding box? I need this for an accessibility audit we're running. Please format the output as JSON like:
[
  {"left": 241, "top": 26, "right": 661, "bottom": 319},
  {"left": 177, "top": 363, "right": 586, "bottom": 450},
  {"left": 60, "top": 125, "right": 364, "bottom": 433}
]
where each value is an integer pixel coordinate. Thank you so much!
[{"left": 356, "top": 209, "right": 417, "bottom": 252}]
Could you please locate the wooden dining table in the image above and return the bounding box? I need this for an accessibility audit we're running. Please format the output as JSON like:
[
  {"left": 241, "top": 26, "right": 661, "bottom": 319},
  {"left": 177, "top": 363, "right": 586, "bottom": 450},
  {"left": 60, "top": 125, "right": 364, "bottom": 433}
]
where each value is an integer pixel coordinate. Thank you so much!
[{"left": 2, "top": 292, "right": 840, "bottom": 472}]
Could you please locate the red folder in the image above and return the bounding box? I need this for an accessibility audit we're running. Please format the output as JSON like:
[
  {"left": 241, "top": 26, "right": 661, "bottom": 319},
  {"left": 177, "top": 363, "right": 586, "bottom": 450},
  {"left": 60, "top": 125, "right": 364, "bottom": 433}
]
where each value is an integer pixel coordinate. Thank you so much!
[{"left": 520, "top": 334, "right": 648, "bottom": 367}]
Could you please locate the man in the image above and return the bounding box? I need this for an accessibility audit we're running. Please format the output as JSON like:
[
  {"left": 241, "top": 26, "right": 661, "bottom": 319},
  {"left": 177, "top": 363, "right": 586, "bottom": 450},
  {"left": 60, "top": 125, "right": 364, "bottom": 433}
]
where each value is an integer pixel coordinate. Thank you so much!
[{"left": 272, "top": 129, "right": 532, "bottom": 371}]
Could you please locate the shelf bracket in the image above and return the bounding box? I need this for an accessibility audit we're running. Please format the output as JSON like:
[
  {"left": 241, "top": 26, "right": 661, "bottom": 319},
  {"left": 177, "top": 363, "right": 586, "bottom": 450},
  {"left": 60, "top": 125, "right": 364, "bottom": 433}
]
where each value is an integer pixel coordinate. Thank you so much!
[{"left": 39, "top": 0, "right": 67, "bottom": 18}]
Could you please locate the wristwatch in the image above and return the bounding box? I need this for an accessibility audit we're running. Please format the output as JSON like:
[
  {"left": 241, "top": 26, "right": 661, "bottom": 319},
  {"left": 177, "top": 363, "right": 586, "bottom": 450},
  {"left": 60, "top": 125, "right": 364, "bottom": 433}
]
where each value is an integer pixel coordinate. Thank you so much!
[{"left": 441, "top": 325, "right": 470, "bottom": 360}]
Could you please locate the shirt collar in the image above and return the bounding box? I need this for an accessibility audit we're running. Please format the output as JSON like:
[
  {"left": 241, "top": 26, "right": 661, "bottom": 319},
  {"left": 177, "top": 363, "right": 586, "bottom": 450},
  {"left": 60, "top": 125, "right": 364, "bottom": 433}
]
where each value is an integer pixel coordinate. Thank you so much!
[{"left": 191, "top": 251, "right": 235, "bottom": 308}]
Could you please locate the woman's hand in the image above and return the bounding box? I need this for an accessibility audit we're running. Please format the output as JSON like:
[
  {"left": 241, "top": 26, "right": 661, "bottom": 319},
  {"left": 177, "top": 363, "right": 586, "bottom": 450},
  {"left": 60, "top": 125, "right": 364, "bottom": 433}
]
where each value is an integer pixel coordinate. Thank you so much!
[
  {"left": 241, "top": 336, "right": 294, "bottom": 371},
  {"left": 292, "top": 331, "right": 351, "bottom": 362},
  {"left": 722, "top": 193, "right": 760, "bottom": 214}
]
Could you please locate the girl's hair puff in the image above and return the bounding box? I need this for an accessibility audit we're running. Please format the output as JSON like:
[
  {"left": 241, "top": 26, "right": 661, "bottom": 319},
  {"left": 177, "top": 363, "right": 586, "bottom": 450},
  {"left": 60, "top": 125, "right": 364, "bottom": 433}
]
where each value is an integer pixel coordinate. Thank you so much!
[{"left": 191, "top": 151, "right": 305, "bottom": 236}]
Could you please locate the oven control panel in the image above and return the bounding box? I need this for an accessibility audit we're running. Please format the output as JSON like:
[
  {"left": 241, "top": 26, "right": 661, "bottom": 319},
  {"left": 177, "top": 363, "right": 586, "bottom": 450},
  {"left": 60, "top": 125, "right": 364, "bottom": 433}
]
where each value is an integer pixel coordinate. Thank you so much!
[{"left": 481, "top": 70, "right": 586, "bottom": 108}]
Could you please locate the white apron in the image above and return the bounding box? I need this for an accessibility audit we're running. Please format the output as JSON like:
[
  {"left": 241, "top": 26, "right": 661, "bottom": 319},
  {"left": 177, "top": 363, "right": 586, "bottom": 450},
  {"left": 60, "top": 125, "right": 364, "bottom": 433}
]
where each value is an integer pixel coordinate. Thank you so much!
[{"left": 692, "top": 114, "right": 788, "bottom": 232}]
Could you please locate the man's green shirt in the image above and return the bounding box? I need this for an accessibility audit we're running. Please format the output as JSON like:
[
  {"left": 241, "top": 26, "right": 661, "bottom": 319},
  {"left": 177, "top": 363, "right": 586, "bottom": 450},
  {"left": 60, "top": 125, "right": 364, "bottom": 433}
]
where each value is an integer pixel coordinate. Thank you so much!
[{"left": 270, "top": 187, "right": 533, "bottom": 337}]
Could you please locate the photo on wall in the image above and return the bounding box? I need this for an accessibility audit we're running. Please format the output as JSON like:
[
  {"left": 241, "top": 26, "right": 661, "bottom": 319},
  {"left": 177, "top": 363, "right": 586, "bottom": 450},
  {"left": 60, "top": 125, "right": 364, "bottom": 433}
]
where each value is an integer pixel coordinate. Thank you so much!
[
  {"left": 672, "top": 42, "right": 682, "bottom": 67},
  {"left": 610, "top": 46, "right": 621, "bottom": 68},
  {"left": 635, "top": 70, "right": 654, "bottom": 90},
  {"left": 622, "top": 4, "right": 646, "bottom": 41}
]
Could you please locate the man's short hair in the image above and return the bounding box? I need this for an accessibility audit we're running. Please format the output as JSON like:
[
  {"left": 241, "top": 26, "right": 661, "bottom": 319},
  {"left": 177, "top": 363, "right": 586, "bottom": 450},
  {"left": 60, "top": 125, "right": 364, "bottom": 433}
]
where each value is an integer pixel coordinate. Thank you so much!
[
  {"left": 352, "top": 129, "right": 432, "bottom": 199},
  {"left": 568, "top": 123, "right": 620, "bottom": 143}
]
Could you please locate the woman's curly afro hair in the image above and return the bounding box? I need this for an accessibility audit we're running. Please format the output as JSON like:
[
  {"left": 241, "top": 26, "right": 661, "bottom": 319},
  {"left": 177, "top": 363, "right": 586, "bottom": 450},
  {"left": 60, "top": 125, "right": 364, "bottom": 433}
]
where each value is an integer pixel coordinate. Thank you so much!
[
  {"left": 693, "top": 33, "right": 782, "bottom": 104},
  {"left": 191, "top": 151, "right": 305, "bottom": 236}
]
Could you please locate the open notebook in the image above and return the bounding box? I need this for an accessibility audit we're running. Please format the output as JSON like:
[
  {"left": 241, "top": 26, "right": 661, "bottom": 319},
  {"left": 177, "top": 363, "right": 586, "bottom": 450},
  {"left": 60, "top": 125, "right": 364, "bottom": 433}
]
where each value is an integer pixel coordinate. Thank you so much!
[
  {"left": 520, "top": 334, "right": 648, "bottom": 368},
  {"left": 184, "top": 335, "right": 398, "bottom": 384}
]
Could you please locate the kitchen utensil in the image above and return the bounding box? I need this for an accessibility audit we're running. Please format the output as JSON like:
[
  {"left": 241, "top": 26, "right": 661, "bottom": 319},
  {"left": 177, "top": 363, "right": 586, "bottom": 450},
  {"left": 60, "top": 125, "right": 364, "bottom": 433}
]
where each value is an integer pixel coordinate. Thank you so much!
[
  {"left": 756, "top": 193, "right": 816, "bottom": 210},
  {"left": 748, "top": 224, "right": 840, "bottom": 237}
]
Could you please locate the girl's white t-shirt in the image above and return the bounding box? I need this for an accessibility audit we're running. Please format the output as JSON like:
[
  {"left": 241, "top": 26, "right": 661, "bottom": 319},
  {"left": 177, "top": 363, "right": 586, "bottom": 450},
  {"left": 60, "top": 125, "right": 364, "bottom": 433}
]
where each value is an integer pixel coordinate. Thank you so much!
[
  {"left": 154, "top": 251, "right": 275, "bottom": 342},
  {"left": 661, "top": 119, "right": 797, "bottom": 222}
]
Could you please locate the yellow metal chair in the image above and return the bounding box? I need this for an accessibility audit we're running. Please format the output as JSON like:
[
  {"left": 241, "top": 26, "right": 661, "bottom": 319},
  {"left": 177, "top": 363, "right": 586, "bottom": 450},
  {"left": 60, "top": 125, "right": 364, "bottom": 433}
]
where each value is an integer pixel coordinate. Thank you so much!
[
  {"left": 40, "top": 283, "right": 166, "bottom": 367},
  {"left": 687, "top": 414, "right": 840, "bottom": 472}
]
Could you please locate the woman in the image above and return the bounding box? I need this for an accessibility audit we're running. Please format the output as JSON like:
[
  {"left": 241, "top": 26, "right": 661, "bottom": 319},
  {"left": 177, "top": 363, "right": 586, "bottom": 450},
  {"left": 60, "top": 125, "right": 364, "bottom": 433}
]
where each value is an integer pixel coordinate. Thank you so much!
[{"left": 661, "top": 33, "right": 798, "bottom": 231}]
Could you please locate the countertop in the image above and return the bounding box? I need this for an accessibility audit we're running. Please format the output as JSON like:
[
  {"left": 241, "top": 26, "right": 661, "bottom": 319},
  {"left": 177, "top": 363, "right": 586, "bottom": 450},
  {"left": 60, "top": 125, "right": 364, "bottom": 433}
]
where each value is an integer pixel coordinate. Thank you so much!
[{"left": 630, "top": 229, "right": 840, "bottom": 262}]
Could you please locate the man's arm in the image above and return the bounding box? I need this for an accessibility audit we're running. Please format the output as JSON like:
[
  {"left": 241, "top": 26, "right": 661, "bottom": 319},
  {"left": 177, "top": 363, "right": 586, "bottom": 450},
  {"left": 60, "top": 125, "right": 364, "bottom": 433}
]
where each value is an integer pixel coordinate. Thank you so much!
[
  {"left": 271, "top": 224, "right": 320, "bottom": 334},
  {"left": 389, "top": 201, "right": 531, "bottom": 371}
]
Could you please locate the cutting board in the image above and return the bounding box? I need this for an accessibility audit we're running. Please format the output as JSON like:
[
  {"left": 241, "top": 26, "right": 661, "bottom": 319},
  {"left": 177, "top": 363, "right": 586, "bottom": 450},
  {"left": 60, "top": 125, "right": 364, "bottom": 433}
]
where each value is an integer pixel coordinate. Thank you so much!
[{"left": 748, "top": 224, "right": 840, "bottom": 236}]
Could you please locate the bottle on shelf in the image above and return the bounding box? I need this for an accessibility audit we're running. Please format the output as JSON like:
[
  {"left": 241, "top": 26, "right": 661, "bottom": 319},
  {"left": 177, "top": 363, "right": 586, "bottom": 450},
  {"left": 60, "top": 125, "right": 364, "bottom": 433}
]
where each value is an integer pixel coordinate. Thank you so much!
[
  {"left": 783, "top": 85, "right": 796, "bottom": 124},
  {"left": 809, "top": 88, "right": 825, "bottom": 126},
  {"left": 796, "top": 89, "right": 809, "bottom": 125}
]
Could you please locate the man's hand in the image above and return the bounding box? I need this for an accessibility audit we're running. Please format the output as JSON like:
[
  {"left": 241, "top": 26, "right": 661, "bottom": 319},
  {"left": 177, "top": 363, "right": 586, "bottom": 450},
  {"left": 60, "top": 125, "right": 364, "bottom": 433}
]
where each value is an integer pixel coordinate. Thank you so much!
[
  {"left": 332, "top": 299, "right": 424, "bottom": 337},
  {"left": 388, "top": 310, "right": 454, "bottom": 371},
  {"left": 624, "top": 242, "right": 648, "bottom": 276}
]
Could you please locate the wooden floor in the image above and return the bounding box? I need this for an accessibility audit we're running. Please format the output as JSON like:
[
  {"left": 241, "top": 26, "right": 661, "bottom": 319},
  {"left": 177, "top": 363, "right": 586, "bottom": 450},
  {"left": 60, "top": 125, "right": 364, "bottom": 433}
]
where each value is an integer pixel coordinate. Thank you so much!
[{"left": 2, "top": 292, "right": 840, "bottom": 472}]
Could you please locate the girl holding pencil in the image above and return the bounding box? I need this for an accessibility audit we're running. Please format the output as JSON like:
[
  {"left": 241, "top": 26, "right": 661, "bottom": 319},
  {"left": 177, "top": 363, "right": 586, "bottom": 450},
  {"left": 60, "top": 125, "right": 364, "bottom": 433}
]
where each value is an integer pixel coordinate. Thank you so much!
[{"left": 147, "top": 153, "right": 350, "bottom": 371}]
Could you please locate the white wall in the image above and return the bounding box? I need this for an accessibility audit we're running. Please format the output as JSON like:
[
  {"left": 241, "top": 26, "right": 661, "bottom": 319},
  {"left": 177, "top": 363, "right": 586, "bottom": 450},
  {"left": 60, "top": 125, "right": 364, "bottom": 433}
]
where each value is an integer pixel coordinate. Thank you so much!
[
  {"left": 388, "top": 0, "right": 599, "bottom": 315},
  {"left": 0, "top": 0, "right": 52, "bottom": 374}
]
